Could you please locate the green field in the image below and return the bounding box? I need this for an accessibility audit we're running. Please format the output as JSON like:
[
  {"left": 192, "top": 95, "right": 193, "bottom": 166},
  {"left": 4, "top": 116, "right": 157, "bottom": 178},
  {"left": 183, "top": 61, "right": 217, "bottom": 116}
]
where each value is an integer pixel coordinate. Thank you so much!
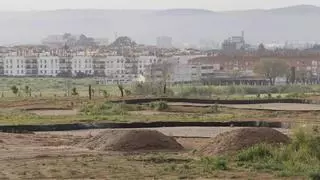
[{"left": 0, "top": 77, "right": 319, "bottom": 99}]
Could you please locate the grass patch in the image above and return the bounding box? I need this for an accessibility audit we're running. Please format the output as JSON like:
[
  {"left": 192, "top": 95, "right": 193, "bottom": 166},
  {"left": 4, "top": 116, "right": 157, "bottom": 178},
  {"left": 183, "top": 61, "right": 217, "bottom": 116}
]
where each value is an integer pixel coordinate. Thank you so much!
[
  {"left": 199, "top": 157, "right": 228, "bottom": 171},
  {"left": 80, "top": 102, "right": 139, "bottom": 116},
  {"left": 236, "top": 127, "right": 320, "bottom": 178}
]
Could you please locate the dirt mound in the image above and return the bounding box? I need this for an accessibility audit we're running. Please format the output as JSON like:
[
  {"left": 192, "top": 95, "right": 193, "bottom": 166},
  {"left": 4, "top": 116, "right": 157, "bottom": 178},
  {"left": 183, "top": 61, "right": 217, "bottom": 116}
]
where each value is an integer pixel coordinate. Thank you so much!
[
  {"left": 79, "top": 130, "right": 183, "bottom": 151},
  {"left": 198, "top": 127, "right": 289, "bottom": 156}
]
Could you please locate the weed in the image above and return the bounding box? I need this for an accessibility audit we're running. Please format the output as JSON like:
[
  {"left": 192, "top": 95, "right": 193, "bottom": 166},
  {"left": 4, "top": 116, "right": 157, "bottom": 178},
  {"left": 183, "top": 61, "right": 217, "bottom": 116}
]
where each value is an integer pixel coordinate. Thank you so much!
[
  {"left": 150, "top": 101, "right": 169, "bottom": 111},
  {"left": 237, "top": 144, "right": 272, "bottom": 162},
  {"left": 200, "top": 157, "right": 228, "bottom": 171}
]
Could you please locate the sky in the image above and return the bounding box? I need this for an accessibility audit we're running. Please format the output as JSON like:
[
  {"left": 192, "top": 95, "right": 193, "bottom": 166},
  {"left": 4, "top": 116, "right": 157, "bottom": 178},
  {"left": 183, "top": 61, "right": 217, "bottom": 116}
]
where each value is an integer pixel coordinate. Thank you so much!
[{"left": 0, "top": 0, "right": 320, "bottom": 11}]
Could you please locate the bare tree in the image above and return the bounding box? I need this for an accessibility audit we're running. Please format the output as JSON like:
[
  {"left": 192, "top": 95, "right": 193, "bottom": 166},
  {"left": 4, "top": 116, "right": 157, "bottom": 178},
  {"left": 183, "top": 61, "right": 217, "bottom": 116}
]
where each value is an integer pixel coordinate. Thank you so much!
[{"left": 254, "top": 58, "right": 289, "bottom": 85}]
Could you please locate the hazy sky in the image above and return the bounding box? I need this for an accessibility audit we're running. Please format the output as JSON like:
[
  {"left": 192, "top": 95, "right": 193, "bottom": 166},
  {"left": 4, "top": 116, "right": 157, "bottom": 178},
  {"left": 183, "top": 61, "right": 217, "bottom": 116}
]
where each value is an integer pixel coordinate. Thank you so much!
[{"left": 0, "top": 0, "right": 320, "bottom": 11}]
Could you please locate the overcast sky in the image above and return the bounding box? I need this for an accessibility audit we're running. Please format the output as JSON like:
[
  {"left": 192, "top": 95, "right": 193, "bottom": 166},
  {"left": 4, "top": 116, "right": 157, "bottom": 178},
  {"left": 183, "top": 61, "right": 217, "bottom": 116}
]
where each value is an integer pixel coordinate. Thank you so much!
[{"left": 0, "top": 0, "right": 320, "bottom": 11}]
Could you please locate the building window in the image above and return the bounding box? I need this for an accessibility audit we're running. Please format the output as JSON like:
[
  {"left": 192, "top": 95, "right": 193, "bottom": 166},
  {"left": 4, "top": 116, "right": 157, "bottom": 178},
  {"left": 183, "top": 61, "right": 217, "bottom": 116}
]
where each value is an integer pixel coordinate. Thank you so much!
[
  {"left": 40, "top": 70, "right": 43, "bottom": 74},
  {"left": 44, "top": 65, "right": 47, "bottom": 68},
  {"left": 17, "top": 65, "right": 19, "bottom": 68},
  {"left": 40, "top": 65, "right": 43, "bottom": 68},
  {"left": 21, "top": 70, "right": 23, "bottom": 74},
  {"left": 44, "top": 70, "right": 47, "bottom": 74}
]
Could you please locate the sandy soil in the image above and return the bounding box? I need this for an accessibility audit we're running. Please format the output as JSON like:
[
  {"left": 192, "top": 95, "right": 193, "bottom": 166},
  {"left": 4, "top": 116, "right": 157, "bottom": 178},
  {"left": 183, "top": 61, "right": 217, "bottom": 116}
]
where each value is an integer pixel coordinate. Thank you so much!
[
  {"left": 0, "top": 127, "right": 294, "bottom": 179},
  {"left": 222, "top": 103, "right": 320, "bottom": 111}
]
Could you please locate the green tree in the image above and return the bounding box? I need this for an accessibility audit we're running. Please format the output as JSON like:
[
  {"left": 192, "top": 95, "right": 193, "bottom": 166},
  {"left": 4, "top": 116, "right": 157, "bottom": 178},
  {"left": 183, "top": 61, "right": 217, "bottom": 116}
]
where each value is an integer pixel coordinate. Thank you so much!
[{"left": 254, "top": 58, "right": 289, "bottom": 85}]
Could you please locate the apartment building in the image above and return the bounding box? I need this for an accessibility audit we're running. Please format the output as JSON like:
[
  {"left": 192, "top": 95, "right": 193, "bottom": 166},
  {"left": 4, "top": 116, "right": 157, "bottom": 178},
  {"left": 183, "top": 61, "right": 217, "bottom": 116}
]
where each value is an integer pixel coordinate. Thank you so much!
[
  {"left": 0, "top": 52, "right": 205, "bottom": 84},
  {"left": 71, "top": 56, "right": 94, "bottom": 76},
  {"left": 38, "top": 56, "right": 60, "bottom": 76},
  {"left": 3, "top": 56, "right": 27, "bottom": 76}
]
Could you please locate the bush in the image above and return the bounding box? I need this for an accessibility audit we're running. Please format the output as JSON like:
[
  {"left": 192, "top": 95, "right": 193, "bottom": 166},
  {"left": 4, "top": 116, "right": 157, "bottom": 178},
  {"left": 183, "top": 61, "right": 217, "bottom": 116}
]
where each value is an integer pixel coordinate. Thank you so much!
[
  {"left": 150, "top": 101, "right": 169, "bottom": 111},
  {"left": 237, "top": 144, "right": 273, "bottom": 162},
  {"left": 200, "top": 157, "right": 228, "bottom": 171}
]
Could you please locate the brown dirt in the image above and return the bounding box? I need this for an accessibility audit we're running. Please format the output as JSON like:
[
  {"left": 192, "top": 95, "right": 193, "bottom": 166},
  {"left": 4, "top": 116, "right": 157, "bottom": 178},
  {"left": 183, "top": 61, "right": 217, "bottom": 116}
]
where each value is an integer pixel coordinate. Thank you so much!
[
  {"left": 198, "top": 127, "right": 290, "bottom": 156},
  {"left": 79, "top": 129, "right": 184, "bottom": 152}
]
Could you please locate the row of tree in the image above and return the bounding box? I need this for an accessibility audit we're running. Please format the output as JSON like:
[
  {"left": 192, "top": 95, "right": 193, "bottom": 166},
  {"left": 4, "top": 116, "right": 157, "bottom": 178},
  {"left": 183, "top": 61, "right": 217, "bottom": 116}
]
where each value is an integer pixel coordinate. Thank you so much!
[{"left": 254, "top": 58, "right": 319, "bottom": 85}]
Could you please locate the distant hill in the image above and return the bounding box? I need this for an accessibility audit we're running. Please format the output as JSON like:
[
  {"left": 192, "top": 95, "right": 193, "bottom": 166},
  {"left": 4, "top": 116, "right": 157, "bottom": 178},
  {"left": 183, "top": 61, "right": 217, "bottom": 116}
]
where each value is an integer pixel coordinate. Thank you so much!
[{"left": 0, "top": 5, "right": 320, "bottom": 45}]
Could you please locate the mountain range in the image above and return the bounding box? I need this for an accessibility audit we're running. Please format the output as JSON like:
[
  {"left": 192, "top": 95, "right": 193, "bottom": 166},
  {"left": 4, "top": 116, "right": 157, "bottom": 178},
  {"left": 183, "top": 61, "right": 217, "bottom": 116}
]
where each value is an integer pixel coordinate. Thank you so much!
[{"left": 0, "top": 5, "right": 320, "bottom": 46}]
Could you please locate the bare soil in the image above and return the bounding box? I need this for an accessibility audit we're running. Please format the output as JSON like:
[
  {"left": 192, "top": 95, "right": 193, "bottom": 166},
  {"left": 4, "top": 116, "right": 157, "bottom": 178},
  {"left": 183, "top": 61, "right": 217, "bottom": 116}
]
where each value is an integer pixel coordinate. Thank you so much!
[
  {"left": 78, "top": 129, "right": 183, "bottom": 151},
  {"left": 0, "top": 127, "right": 299, "bottom": 179}
]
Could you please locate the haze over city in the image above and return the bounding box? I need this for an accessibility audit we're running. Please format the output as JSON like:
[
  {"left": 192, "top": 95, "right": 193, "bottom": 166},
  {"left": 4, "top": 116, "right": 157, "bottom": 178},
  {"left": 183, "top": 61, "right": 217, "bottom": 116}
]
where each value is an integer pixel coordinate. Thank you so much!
[{"left": 0, "top": 0, "right": 320, "bottom": 11}]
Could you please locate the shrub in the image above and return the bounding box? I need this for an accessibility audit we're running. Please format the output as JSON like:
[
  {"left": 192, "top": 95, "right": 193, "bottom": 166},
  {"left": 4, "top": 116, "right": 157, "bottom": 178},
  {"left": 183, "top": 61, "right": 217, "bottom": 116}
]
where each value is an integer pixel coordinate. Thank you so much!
[
  {"left": 200, "top": 157, "right": 228, "bottom": 171},
  {"left": 150, "top": 101, "right": 169, "bottom": 111},
  {"left": 71, "top": 87, "right": 79, "bottom": 96},
  {"left": 102, "top": 90, "right": 109, "bottom": 98},
  {"left": 80, "top": 102, "right": 130, "bottom": 115},
  {"left": 11, "top": 85, "right": 19, "bottom": 96},
  {"left": 237, "top": 144, "right": 273, "bottom": 162},
  {"left": 309, "top": 172, "right": 320, "bottom": 180},
  {"left": 236, "top": 128, "right": 320, "bottom": 177},
  {"left": 125, "top": 89, "right": 132, "bottom": 96},
  {"left": 132, "top": 82, "right": 174, "bottom": 97}
]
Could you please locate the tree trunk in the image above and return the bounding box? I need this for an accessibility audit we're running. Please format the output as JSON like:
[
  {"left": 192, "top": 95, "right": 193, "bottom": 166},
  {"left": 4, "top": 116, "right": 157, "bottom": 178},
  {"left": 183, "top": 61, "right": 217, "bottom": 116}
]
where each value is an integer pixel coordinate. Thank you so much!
[
  {"left": 163, "top": 82, "right": 167, "bottom": 94},
  {"left": 89, "top": 85, "right": 92, "bottom": 100}
]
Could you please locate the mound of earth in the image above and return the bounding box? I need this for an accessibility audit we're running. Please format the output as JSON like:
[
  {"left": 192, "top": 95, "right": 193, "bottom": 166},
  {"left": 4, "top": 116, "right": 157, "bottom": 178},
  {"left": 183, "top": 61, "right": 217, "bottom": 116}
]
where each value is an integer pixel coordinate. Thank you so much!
[
  {"left": 79, "top": 130, "right": 183, "bottom": 151},
  {"left": 198, "top": 127, "right": 289, "bottom": 156}
]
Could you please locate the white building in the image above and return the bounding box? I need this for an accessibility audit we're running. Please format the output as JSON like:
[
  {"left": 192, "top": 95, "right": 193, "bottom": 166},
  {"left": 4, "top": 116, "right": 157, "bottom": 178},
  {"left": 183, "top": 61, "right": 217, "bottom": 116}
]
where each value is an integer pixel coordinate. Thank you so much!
[
  {"left": 38, "top": 56, "right": 60, "bottom": 76},
  {"left": 170, "top": 64, "right": 200, "bottom": 83},
  {"left": 137, "top": 56, "right": 160, "bottom": 75},
  {"left": 3, "top": 56, "right": 26, "bottom": 76},
  {"left": 71, "top": 56, "right": 94, "bottom": 76}
]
